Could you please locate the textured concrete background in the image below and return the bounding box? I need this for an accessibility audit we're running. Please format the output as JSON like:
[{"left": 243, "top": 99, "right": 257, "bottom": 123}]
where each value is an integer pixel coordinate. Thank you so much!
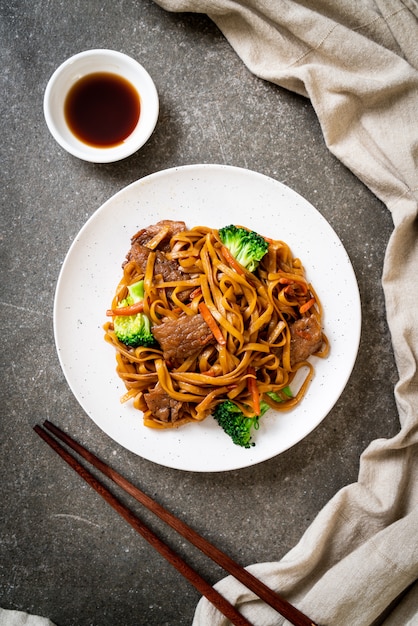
[{"left": 1, "top": 1, "right": 400, "bottom": 625}]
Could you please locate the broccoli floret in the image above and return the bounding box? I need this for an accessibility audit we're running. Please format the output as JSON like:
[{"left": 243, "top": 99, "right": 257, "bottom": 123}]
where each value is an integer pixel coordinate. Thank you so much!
[
  {"left": 114, "top": 280, "right": 156, "bottom": 348},
  {"left": 214, "top": 387, "right": 293, "bottom": 448},
  {"left": 127, "top": 280, "right": 145, "bottom": 301},
  {"left": 219, "top": 225, "right": 268, "bottom": 272},
  {"left": 213, "top": 400, "right": 259, "bottom": 448}
]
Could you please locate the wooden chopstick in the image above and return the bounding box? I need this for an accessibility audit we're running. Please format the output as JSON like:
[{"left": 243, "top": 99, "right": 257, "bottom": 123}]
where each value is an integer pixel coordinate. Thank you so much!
[
  {"left": 34, "top": 423, "right": 250, "bottom": 626},
  {"left": 34, "top": 421, "right": 318, "bottom": 626}
]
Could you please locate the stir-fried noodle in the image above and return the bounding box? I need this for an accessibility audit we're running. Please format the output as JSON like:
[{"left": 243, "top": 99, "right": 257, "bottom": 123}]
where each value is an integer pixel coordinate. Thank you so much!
[{"left": 104, "top": 221, "right": 329, "bottom": 430}]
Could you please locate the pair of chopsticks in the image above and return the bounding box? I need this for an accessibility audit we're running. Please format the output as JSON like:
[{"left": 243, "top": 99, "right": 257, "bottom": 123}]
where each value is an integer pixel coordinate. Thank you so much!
[{"left": 34, "top": 421, "right": 318, "bottom": 626}]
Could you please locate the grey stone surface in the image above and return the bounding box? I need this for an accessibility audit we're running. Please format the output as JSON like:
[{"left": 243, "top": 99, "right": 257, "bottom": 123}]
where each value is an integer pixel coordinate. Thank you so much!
[{"left": 1, "top": 1, "right": 399, "bottom": 625}]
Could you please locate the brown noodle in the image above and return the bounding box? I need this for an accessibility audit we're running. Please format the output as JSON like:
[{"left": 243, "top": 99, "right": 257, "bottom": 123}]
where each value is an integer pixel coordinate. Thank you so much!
[{"left": 104, "top": 224, "right": 329, "bottom": 429}]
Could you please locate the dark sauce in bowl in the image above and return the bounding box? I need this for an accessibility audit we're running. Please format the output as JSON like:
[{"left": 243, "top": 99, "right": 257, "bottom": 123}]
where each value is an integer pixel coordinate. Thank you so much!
[{"left": 64, "top": 72, "right": 140, "bottom": 148}]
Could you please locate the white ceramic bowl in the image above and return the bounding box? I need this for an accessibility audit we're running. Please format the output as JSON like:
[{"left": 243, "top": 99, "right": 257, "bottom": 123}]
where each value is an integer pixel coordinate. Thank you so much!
[{"left": 43, "top": 49, "right": 159, "bottom": 163}]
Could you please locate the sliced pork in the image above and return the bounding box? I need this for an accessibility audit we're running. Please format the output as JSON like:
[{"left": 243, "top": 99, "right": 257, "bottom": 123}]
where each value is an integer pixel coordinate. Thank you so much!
[
  {"left": 143, "top": 384, "right": 183, "bottom": 423},
  {"left": 131, "top": 219, "right": 186, "bottom": 251},
  {"left": 289, "top": 314, "right": 323, "bottom": 366},
  {"left": 152, "top": 313, "right": 215, "bottom": 362},
  {"left": 127, "top": 243, "right": 184, "bottom": 282}
]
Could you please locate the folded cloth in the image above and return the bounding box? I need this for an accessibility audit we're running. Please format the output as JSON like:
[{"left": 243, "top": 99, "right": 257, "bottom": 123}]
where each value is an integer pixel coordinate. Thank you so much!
[
  {"left": 153, "top": 1, "right": 418, "bottom": 624},
  {"left": 0, "top": 609, "right": 55, "bottom": 626}
]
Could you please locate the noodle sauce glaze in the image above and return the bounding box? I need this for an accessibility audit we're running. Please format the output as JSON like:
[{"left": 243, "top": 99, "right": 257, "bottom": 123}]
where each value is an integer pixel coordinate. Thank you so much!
[{"left": 64, "top": 72, "right": 141, "bottom": 148}]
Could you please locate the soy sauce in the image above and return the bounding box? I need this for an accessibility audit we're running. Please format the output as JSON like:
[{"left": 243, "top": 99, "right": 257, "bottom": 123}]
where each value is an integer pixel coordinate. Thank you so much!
[{"left": 64, "top": 72, "right": 140, "bottom": 148}]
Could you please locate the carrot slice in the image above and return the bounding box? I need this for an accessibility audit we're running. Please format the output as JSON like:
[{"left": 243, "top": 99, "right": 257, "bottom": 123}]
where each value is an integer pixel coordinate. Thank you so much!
[
  {"left": 106, "top": 301, "right": 144, "bottom": 317},
  {"left": 221, "top": 245, "right": 246, "bottom": 276},
  {"left": 201, "top": 369, "right": 217, "bottom": 377},
  {"left": 279, "top": 277, "right": 308, "bottom": 294},
  {"left": 189, "top": 287, "right": 202, "bottom": 299},
  {"left": 299, "top": 297, "right": 315, "bottom": 314},
  {"left": 198, "top": 302, "right": 226, "bottom": 346},
  {"left": 247, "top": 367, "right": 260, "bottom": 416}
]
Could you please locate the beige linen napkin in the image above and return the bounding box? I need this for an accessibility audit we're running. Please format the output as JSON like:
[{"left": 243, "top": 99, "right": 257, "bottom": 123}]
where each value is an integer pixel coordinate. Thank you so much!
[
  {"left": 153, "top": 1, "right": 418, "bottom": 625},
  {"left": 0, "top": 609, "right": 55, "bottom": 626}
]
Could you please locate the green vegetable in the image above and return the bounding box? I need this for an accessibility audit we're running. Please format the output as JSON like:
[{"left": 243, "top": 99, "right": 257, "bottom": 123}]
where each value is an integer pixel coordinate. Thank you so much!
[
  {"left": 213, "top": 400, "right": 259, "bottom": 448},
  {"left": 219, "top": 225, "right": 268, "bottom": 272},
  {"left": 214, "top": 387, "right": 293, "bottom": 448},
  {"left": 114, "top": 280, "right": 156, "bottom": 348},
  {"left": 265, "top": 387, "right": 293, "bottom": 404}
]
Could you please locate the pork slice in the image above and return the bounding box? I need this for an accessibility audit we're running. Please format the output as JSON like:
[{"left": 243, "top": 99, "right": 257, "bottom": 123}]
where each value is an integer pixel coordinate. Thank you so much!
[
  {"left": 131, "top": 220, "right": 186, "bottom": 251},
  {"left": 125, "top": 242, "right": 150, "bottom": 272},
  {"left": 143, "top": 384, "right": 183, "bottom": 423},
  {"left": 126, "top": 244, "right": 184, "bottom": 281},
  {"left": 289, "top": 314, "right": 323, "bottom": 366},
  {"left": 154, "top": 250, "right": 184, "bottom": 282},
  {"left": 152, "top": 313, "right": 215, "bottom": 362}
]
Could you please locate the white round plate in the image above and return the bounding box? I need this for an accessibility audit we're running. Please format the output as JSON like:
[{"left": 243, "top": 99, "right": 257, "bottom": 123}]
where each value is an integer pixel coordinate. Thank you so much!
[{"left": 54, "top": 164, "right": 361, "bottom": 472}]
